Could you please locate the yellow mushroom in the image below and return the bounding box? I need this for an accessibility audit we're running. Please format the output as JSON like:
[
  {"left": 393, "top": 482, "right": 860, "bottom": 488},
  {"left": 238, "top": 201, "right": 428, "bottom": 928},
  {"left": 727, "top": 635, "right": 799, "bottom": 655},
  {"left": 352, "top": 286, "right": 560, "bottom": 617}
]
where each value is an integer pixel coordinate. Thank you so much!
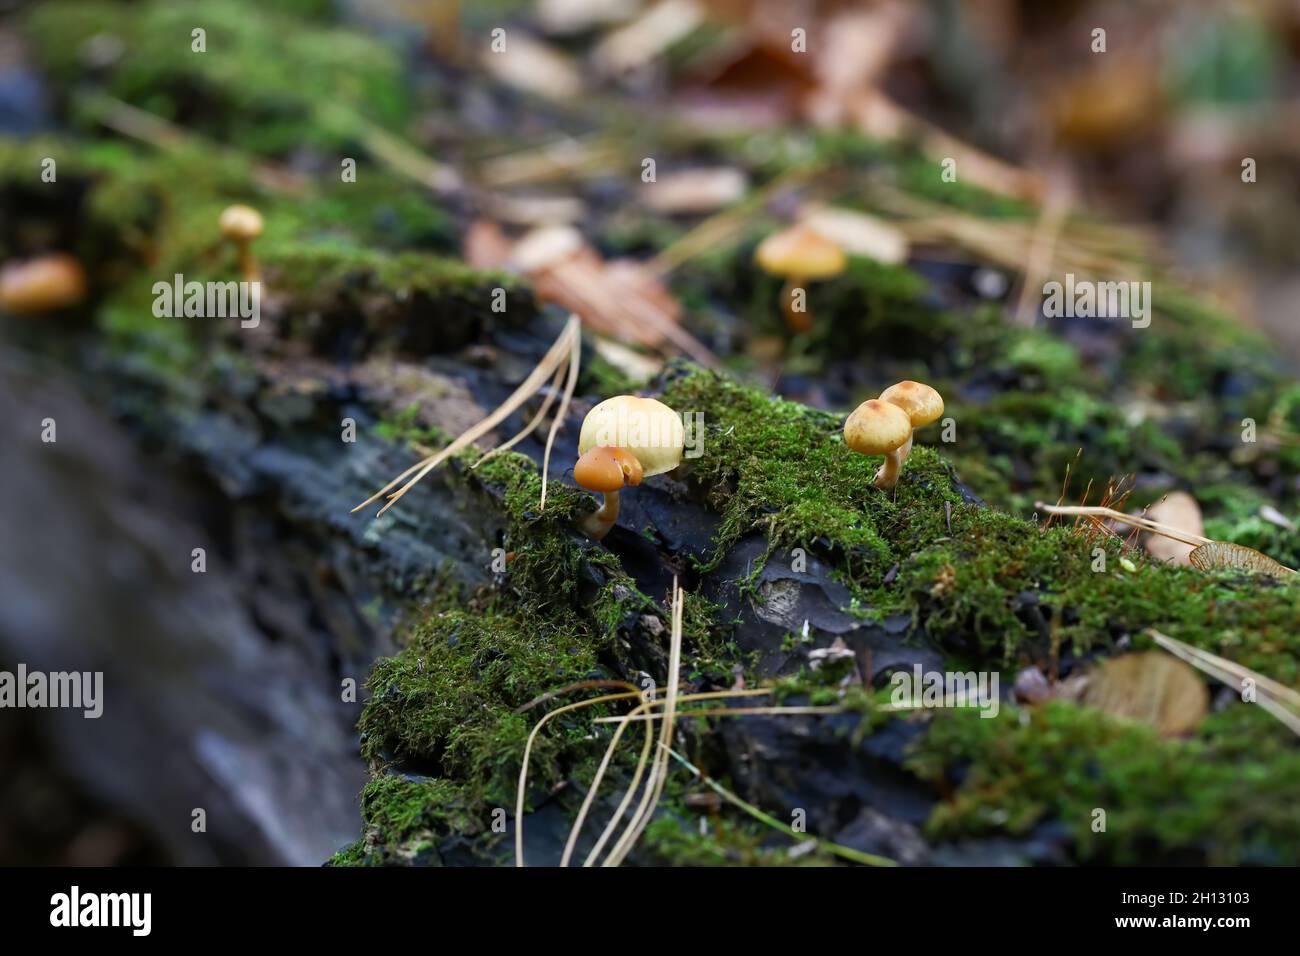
[
  {"left": 877, "top": 380, "right": 944, "bottom": 479},
  {"left": 0, "top": 254, "right": 87, "bottom": 315},
  {"left": 573, "top": 445, "right": 644, "bottom": 541},
  {"left": 843, "top": 398, "right": 912, "bottom": 491},
  {"left": 219, "top": 204, "right": 264, "bottom": 282},
  {"left": 574, "top": 395, "right": 684, "bottom": 540},
  {"left": 753, "top": 224, "right": 846, "bottom": 335}
]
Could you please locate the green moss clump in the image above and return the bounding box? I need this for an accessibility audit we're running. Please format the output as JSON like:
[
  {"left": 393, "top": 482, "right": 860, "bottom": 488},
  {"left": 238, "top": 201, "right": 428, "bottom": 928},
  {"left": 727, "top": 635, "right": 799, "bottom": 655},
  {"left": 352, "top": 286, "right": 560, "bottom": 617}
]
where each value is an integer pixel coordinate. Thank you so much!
[
  {"left": 372, "top": 403, "right": 452, "bottom": 450},
  {"left": 356, "top": 450, "right": 659, "bottom": 812},
  {"left": 262, "top": 239, "right": 521, "bottom": 305},
  {"left": 360, "top": 606, "right": 605, "bottom": 791},
  {"left": 889, "top": 149, "right": 1038, "bottom": 221},
  {"left": 639, "top": 814, "right": 836, "bottom": 866},
  {"left": 328, "top": 776, "right": 476, "bottom": 865},
  {"left": 27, "top": 0, "right": 408, "bottom": 155},
  {"left": 947, "top": 387, "right": 1186, "bottom": 513},
  {"left": 908, "top": 701, "right": 1300, "bottom": 864},
  {"left": 256, "top": 238, "right": 538, "bottom": 354},
  {"left": 899, "top": 502, "right": 1300, "bottom": 676},
  {"left": 660, "top": 364, "right": 964, "bottom": 582}
]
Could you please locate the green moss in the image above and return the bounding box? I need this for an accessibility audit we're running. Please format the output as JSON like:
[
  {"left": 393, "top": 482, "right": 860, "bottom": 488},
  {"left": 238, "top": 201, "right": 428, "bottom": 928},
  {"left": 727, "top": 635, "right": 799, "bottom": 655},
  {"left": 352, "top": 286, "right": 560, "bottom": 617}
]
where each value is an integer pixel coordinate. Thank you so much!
[
  {"left": 889, "top": 149, "right": 1037, "bottom": 221},
  {"left": 329, "top": 776, "right": 477, "bottom": 865},
  {"left": 908, "top": 700, "right": 1300, "bottom": 864},
  {"left": 28, "top": 0, "right": 408, "bottom": 155},
  {"left": 325, "top": 841, "right": 368, "bottom": 867},
  {"left": 897, "top": 503, "right": 1300, "bottom": 675},
  {"left": 660, "top": 364, "right": 963, "bottom": 582},
  {"left": 373, "top": 403, "right": 452, "bottom": 450},
  {"left": 639, "top": 813, "right": 836, "bottom": 866},
  {"left": 357, "top": 450, "right": 653, "bottom": 810},
  {"left": 263, "top": 238, "right": 524, "bottom": 309},
  {"left": 947, "top": 387, "right": 1186, "bottom": 512}
]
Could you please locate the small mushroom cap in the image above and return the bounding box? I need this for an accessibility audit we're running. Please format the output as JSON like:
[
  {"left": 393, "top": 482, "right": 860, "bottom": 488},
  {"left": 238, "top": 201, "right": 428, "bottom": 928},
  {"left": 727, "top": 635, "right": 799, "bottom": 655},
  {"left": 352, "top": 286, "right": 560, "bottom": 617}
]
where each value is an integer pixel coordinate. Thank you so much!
[
  {"left": 879, "top": 380, "right": 944, "bottom": 427},
  {"left": 0, "top": 254, "right": 87, "bottom": 315},
  {"left": 574, "top": 445, "right": 643, "bottom": 493},
  {"left": 844, "top": 399, "right": 912, "bottom": 455},
  {"left": 219, "top": 204, "right": 264, "bottom": 241},
  {"left": 579, "top": 395, "right": 684, "bottom": 477},
  {"left": 754, "top": 224, "right": 846, "bottom": 280}
]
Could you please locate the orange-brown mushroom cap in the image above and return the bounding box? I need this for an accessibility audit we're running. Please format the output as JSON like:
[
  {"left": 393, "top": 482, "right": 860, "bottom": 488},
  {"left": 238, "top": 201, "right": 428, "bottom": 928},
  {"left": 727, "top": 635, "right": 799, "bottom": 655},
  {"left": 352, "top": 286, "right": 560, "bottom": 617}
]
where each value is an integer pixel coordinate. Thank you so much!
[
  {"left": 844, "top": 399, "right": 911, "bottom": 456},
  {"left": 574, "top": 445, "right": 644, "bottom": 493},
  {"left": 879, "top": 380, "right": 944, "bottom": 428},
  {"left": 754, "top": 224, "right": 846, "bottom": 280},
  {"left": 0, "top": 254, "right": 87, "bottom": 315}
]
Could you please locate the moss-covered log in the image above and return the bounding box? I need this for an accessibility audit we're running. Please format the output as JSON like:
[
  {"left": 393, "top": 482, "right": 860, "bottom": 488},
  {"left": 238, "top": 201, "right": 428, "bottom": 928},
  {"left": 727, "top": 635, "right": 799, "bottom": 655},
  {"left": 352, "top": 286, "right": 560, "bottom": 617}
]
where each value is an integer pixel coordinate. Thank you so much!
[{"left": 5, "top": 0, "right": 1300, "bottom": 868}]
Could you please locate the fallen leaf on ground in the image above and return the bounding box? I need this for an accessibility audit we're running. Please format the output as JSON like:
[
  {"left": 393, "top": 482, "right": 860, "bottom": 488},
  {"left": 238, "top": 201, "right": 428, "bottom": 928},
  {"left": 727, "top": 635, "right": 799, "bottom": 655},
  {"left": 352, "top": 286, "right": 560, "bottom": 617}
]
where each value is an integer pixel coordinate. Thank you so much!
[
  {"left": 1141, "top": 491, "right": 1204, "bottom": 566},
  {"left": 1082, "top": 652, "right": 1208, "bottom": 737},
  {"left": 641, "top": 167, "right": 748, "bottom": 215}
]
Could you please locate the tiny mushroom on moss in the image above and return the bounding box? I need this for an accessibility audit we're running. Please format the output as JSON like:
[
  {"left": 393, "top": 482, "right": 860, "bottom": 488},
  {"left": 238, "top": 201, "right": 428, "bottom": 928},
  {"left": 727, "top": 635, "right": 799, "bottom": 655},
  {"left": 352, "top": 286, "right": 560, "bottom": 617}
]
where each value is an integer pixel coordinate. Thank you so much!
[
  {"left": 754, "top": 224, "right": 846, "bottom": 334},
  {"left": 574, "top": 395, "right": 684, "bottom": 541},
  {"left": 0, "top": 253, "right": 87, "bottom": 316},
  {"left": 843, "top": 398, "right": 912, "bottom": 491},
  {"left": 219, "top": 204, "right": 264, "bottom": 282},
  {"left": 573, "top": 445, "right": 643, "bottom": 541},
  {"left": 877, "top": 380, "right": 944, "bottom": 483}
]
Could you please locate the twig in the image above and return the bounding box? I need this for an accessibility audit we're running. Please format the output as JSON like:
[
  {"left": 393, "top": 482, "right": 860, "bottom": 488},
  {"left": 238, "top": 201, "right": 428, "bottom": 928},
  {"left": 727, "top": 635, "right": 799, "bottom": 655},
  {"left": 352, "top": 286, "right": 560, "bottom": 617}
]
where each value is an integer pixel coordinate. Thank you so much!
[{"left": 1034, "top": 502, "right": 1212, "bottom": 547}]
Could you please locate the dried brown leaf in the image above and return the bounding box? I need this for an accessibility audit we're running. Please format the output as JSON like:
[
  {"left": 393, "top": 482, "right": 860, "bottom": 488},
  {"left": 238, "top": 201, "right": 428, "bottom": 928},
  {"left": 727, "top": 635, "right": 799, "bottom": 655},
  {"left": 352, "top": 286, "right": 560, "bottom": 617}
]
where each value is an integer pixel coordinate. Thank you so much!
[
  {"left": 1188, "top": 541, "right": 1295, "bottom": 576},
  {"left": 1141, "top": 491, "right": 1204, "bottom": 566},
  {"left": 1081, "top": 652, "right": 1208, "bottom": 737}
]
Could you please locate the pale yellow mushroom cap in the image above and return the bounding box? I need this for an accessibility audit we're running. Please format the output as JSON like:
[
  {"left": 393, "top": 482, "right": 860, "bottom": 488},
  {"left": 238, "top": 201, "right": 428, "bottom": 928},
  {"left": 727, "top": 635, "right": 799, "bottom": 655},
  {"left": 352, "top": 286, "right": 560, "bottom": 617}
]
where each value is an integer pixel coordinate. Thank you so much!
[
  {"left": 879, "top": 380, "right": 944, "bottom": 428},
  {"left": 578, "top": 395, "right": 684, "bottom": 477},
  {"left": 219, "top": 204, "right": 264, "bottom": 241},
  {"left": 844, "top": 399, "right": 911, "bottom": 456},
  {"left": 0, "top": 254, "right": 87, "bottom": 315},
  {"left": 754, "top": 224, "right": 846, "bottom": 280}
]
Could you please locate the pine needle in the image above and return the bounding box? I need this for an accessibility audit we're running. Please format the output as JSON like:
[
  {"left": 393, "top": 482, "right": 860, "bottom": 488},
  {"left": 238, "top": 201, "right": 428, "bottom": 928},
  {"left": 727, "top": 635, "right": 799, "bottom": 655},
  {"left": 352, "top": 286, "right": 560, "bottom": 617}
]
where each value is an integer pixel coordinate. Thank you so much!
[
  {"left": 539, "top": 317, "right": 582, "bottom": 511},
  {"left": 1035, "top": 502, "right": 1296, "bottom": 574},
  {"left": 470, "top": 361, "right": 566, "bottom": 472},
  {"left": 601, "top": 578, "right": 686, "bottom": 867},
  {"left": 664, "top": 747, "right": 896, "bottom": 867},
  {"left": 353, "top": 315, "right": 580, "bottom": 517},
  {"left": 1035, "top": 501, "right": 1211, "bottom": 547},
  {"left": 514, "top": 682, "right": 640, "bottom": 868},
  {"left": 563, "top": 687, "right": 771, "bottom": 867},
  {"left": 1146, "top": 629, "right": 1300, "bottom": 737},
  {"left": 592, "top": 705, "right": 844, "bottom": 723}
]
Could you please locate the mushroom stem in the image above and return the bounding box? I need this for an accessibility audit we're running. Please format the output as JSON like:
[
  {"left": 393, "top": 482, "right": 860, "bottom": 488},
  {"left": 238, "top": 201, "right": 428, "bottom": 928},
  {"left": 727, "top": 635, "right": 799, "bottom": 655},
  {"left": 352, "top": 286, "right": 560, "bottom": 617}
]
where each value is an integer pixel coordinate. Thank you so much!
[
  {"left": 577, "top": 490, "right": 620, "bottom": 541},
  {"left": 873, "top": 448, "right": 903, "bottom": 490},
  {"left": 894, "top": 433, "right": 914, "bottom": 467},
  {"left": 236, "top": 242, "right": 260, "bottom": 283},
  {"left": 780, "top": 277, "right": 812, "bottom": 334}
]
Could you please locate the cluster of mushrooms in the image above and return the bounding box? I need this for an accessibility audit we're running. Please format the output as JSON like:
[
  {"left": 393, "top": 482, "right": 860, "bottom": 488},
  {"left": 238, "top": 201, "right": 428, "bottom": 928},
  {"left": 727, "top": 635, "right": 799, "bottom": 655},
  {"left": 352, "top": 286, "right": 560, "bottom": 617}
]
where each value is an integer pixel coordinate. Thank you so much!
[
  {"left": 844, "top": 380, "right": 945, "bottom": 490},
  {"left": 570, "top": 380, "right": 943, "bottom": 542}
]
